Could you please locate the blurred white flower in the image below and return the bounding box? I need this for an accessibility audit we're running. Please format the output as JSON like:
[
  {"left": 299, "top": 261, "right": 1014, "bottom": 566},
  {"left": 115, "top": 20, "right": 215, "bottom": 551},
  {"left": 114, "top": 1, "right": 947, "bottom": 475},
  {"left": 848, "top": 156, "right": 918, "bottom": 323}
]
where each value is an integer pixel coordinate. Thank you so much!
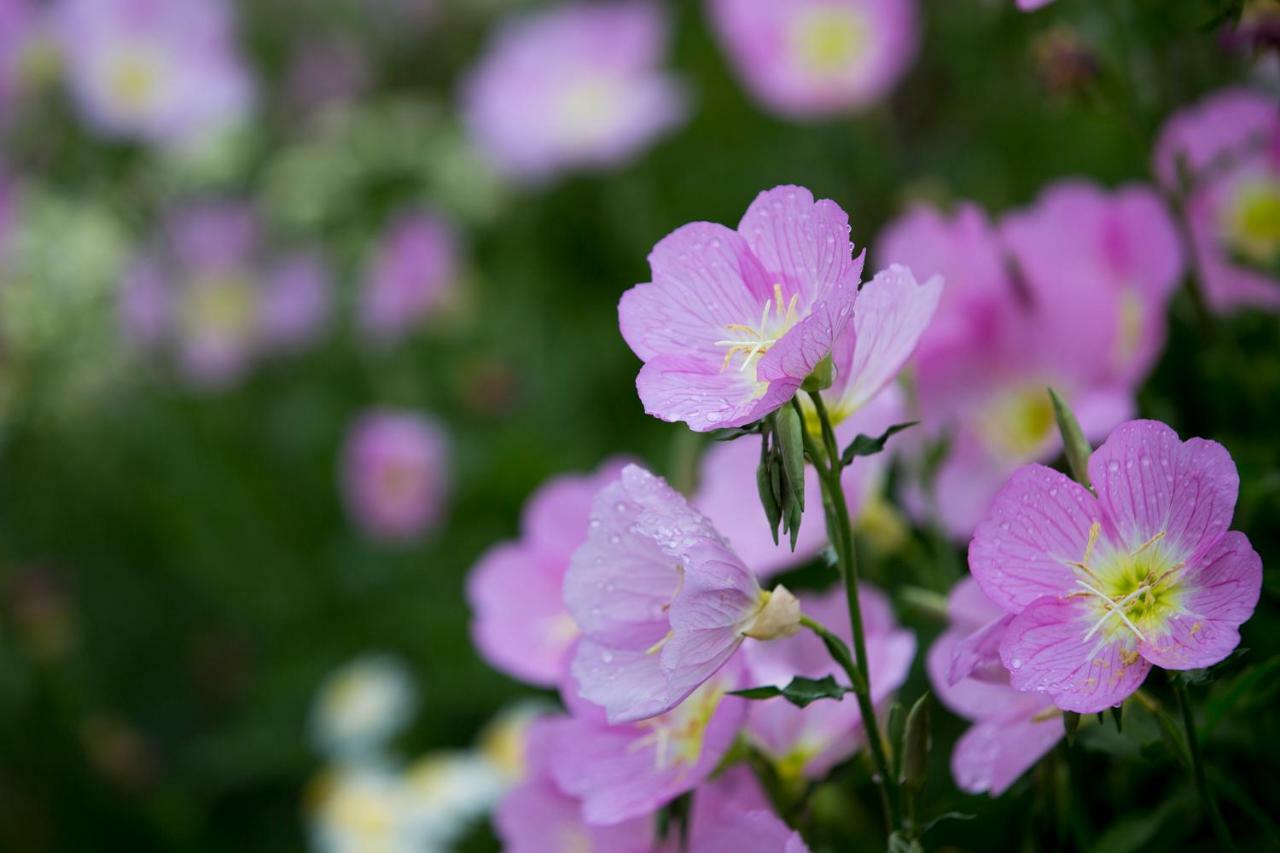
[{"left": 310, "top": 655, "right": 417, "bottom": 761}]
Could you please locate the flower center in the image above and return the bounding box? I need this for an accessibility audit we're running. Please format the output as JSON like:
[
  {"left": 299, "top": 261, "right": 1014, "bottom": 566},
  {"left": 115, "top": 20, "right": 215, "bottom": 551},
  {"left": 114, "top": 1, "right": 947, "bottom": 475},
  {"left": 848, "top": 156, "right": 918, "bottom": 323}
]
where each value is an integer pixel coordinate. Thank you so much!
[
  {"left": 715, "top": 283, "right": 800, "bottom": 376},
  {"left": 790, "top": 7, "right": 867, "bottom": 77},
  {"left": 629, "top": 678, "right": 725, "bottom": 771},
  {"left": 1113, "top": 288, "right": 1144, "bottom": 368},
  {"left": 106, "top": 49, "right": 164, "bottom": 115},
  {"left": 1223, "top": 175, "right": 1280, "bottom": 267},
  {"left": 979, "top": 385, "right": 1056, "bottom": 459},
  {"left": 1068, "top": 523, "right": 1186, "bottom": 645},
  {"left": 183, "top": 273, "right": 258, "bottom": 342}
]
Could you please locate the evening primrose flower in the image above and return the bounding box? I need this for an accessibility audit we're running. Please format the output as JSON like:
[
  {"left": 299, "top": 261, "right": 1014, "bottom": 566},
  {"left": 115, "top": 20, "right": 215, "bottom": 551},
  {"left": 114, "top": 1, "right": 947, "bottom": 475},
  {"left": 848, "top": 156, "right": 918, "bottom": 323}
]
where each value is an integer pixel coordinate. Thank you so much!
[
  {"left": 467, "top": 459, "right": 629, "bottom": 686},
  {"left": 461, "top": 2, "right": 687, "bottom": 183},
  {"left": 340, "top": 410, "right": 450, "bottom": 544},
  {"left": 707, "top": 0, "right": 918, "bottom": 119},
  {"left": 1154, "top": 87, "right": 1280, "bottom": 312},
  {"left": 53, "top": 0, "right": 253, "bottom": 146},
  {"left": 619, "top": 185, "right": 873, "bottom": 432},
  {"left": 743, "top": 586, "right": 915, "bottom": 780},
  {"left": 310, "top": 654, "right": 417, "bottom": 761},
  {"left": 549, "top": 664, "right": 747, "bottom": 824},
  {"left": 565, "top": 464, "right": 801, "bottom": 723},
  {"left": 359, "top": 210, "right": 460, "bottom": 346},
  {"left": 926, "top": 578, "right": 1062, "bottom": 795},
  {"left": 969, "top": 420, "right": 1262, "bottom": 713}
]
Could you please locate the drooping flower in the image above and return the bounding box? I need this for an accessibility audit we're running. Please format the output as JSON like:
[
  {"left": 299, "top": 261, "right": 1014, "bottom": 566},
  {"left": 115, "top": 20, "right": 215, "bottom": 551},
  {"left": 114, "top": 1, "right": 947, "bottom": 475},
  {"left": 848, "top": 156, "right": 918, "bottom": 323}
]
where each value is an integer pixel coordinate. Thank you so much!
[
  {"left": 743, "top": 585, "right": 915, "bottom": 780},
  {"left": 1154, "top": 87, "right": 1280, "bottom": 312},
  {"left": 53, "top": 0, "right": 254, "bottom": 146},
  {"left": 879, "top": 191, "right": 1176, "bottom": 537},
  {"left": 118, "top": 202, "right": 330, "bottom": 388},
  {"left": 565, "top": 464, "right": 801, "bottom": 723},
  {"left": 359, "top": 210, "right": 460, "bottom": 346},
  {"left": 310, "top": 654, "right": 418, "bottom": 761},
  {"left": 620, "top": 185, "right": 871, "bottom": 432},
  {"left": 460, "top": 1, "right": 687, "bottom": 183},
  {"left": 467, "top": 459, "right": 629, "bottom": 687},
  {"left": 969, "top": 420, "right": 1262, "bottom": 713},
  {"left": 340, "top": 409, "right": 450, "bottom": 543},
  {"left": 926, "top": 578, "right": 1062, "bottom": 795},
  {"left": 549, "top": 663, "right": 748, "bottom": 824},
  {"left": 707, "top": 0, "right": 919, "bottom": 119}
]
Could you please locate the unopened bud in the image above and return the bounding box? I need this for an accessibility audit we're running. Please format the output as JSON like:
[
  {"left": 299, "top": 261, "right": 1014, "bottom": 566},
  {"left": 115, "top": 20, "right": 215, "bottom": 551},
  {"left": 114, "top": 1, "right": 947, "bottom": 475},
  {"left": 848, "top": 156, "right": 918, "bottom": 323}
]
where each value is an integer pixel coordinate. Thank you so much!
[
  {"left": 745, "top": 585, "right": 802, "bottom": 641},
  {"left": 801, "top": 354, "right": 835, "bottom": 392}
]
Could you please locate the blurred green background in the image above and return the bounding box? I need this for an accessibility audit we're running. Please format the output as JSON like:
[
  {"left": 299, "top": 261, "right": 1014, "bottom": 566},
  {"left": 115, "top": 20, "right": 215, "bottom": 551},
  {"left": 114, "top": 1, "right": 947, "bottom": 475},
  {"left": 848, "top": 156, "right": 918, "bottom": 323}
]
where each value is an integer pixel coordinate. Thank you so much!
[{"left": 1, "top": 0, "right": 1277, "bottom": 850}]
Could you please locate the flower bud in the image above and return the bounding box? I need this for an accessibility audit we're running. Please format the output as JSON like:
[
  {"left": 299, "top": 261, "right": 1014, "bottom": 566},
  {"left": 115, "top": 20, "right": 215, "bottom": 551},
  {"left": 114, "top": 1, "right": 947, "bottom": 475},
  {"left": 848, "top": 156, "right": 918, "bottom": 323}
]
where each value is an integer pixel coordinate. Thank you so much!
[
  {"left": 745, "top": 585, "right": 802, "bottom": 641},
  {"left": 801, "top": 353, "right": 835, "bottom": 392}
]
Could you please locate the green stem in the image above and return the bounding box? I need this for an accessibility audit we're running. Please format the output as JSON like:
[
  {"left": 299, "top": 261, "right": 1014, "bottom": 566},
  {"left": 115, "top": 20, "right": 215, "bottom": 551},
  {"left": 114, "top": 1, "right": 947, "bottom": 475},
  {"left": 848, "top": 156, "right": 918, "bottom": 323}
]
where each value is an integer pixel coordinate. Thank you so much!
[
  {"left": 1171, "top": 677, "right": 1235, "bottom": 852},
  {"left": 793, "top": 396, "right": 903, "bottom": 835}
]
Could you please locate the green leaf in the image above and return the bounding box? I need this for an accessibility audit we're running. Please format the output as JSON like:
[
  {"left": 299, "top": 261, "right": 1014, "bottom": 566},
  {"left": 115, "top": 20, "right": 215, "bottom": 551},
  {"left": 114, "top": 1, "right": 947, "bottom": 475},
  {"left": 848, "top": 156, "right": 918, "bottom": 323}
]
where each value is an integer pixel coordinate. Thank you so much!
[
  {"left": 921, "top": 811, "right": 977, "bottom": 837},
  {"left": 710, "top": 423, "right": 763, "bottom": 441},
  {"left": 730, "top": 675, "right": 851, "bottom": 708},
  {"left": 1063, "top": 710, "right": 1081, "bottom": 745},
  {"left": 888, "top": 832, "right": 924, "bottom": 853},
  {"left": 840, "top": 421, "right": 919, "bottom": 465},
  {"left": 902, "top": 691, "right": 932, "bottom": 792}
]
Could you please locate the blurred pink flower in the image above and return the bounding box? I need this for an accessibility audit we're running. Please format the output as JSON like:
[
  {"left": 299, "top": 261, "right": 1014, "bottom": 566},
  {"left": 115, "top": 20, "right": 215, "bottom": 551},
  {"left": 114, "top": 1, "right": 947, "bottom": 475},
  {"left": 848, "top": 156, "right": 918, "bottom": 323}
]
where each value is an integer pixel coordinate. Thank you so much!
[
  {"left": 0, "top": 0, "right": 43, "bottom": 112},
  {"left": 359, "top": 210, "right": 460, "bottom": 346},
  {"left": 54, "top": 0, "right": 253, "bottom": 145},
  {"left": 549, "top": 663, "right": 747, "bottom": 825},
  {"left": 742, "top": 585, "right": 914, "bottom": 779},
  {"left": 926, "top": 578, "right": 1061, "bottom": 795},
  {"left": 118, "top": 202, "right": 330, "bottom": 388},
  {"left": 1154, "top": 88, "right": 1280, "bottom": 312},
  {"left": 466, "top": 459, "right": 629, "bottom": 687},
  {"left": 707, "top": 0, "right": 918, "bottom": 119},
  {"left": 461, "top": 2, "right": 687, "bottom": 182},
  {"left": 1018, "top": 0, "right": 1057, "bottom": 10},
  {"left": 968, "top": 420, "right": 1261, "bottom": 713},
  {"left": 620, "top": 185, "right": 868, "bottom": 432},
  {"left": 695, "top": 384, "right": 907, "bottom": 578},
  {"left": 685, "top": 765, "right": 809, "bottom": 852},
  {"left": 878, "top": 189, "right": 1178, "bottom": 537},
  {"left": 340, "top": 409, "right": 450, "bottom": 543},
  {"left": 283, "top": 36, "right": 369, "bottom": 115},
  {"left": 565, "top": 464, "right": 797, "bottom": 723}
]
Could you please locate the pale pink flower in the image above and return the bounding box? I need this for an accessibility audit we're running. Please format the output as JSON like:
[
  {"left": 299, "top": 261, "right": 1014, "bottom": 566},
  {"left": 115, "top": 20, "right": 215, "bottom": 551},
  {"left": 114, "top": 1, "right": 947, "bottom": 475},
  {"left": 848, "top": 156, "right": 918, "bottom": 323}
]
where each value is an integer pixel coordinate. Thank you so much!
[
  {"left": 461, "top": 2, "right": 686, "bottom": 182},
  {"left": 359, "top": 210, "right": 460, "bottom": 346},
  {"left": 969, "top": 420, "right": 1262, "bottom": 713},
  {"left": 686, "top": 765, "right": 810, "bottom": 852},
  {"left": 565, "top": 464, "right": 799, "bottom": 723},
  {"left": 707, "top": 0, "right": 918, "bottom": 119},
  {"left": 340, "top": 409, "right": 450, "bottom": 543},
  {"left": 1018, "top": 0, "right": 1057, "bottom": 10},
  {"left": 1154, "top": 87, "right": 1280, "bottom": 312},
  {"left": 549, "top": 663, "right": 747, "bottom": 824},
  {"left": 926, "top": 578, "right": 1061, "bottom": 795},
  {"left": 743, "top": 585, "right": 914, "bottom": 779},
  {"left": 619, "top": 185, "right": 869, "bottom": 432},
  {"left": 467, "top": 459, "right": 629, "bottom": 687},
  {"left": 0, "top": 0, "right": 44, "bottom": 114},
  {"left": 54, "top": 0, "right": 253, "bottom": 145}
]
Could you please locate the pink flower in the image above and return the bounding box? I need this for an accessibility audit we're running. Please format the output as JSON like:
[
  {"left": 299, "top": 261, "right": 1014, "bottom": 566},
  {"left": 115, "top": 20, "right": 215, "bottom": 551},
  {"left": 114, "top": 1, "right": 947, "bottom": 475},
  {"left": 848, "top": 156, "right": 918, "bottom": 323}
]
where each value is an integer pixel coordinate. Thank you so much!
[
  {"left": 696, "top": 385, "right": 907, "bottom": 578},
  {"left": 619, "top": 185, "right": 871, "bottom": 432},
  {"left": 926, "top": 578, "right": 1061, "bottom": 795},
  {"left": 54, "top": 0, "right": 254, "bottom": 146},
  {"left": 685, "top": 765, "right": 809, "bottom": 852},
  {"left": 494, "top": 717, "right": 658, "bottom": 852},
  {"left": 467, "top": 459, "right": 629, "bottom": 687},
  {"left": 1154, "top": 88, "right": 1280, "bottom": 312},
  {"left": 118, "top": 202, "right": 330, "bottom": 389},
  {"left": 878, "top": 193, "right": 1174, "bottom": 537},
  {"left": 969, "top": 420, "right": 1262, "bottom": 713},
  {"left": 461, "top": 2, "right": 686, "bottom": 183},
  {"left": 0, "top": 0, "right": 43, "bottom": 113},
  {"left": 359, "top": 210, "right": 460, "bottom": 346},
  {"left": 565, "top": 464, "right": 799, "bottom": 723},
  {"left": 549, "top": 663, "right": 748, "bottom": 824},
  {"left": 743, "top": 585, "right": 914, "bottom": 779},
  {"left": 340, "top": 409, "right": 450, "bottom": 543},
  {"left": 1018, "top": 0, "right": 1057, "bottom": 10},
  {"left": 707, "top": 0, "right": 918, "bottom": 119}
]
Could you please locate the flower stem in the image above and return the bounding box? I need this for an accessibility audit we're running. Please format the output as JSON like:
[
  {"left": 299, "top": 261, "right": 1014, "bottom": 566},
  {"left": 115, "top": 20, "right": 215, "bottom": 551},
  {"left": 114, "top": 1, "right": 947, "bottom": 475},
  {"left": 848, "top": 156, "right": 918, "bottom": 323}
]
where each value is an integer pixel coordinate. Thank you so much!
[
  {"left": 1170, "top": 676, "right": 1236, "bottom": 852},
  {"left": 793, "top": 395, "right": 903, "bottom": 835}
]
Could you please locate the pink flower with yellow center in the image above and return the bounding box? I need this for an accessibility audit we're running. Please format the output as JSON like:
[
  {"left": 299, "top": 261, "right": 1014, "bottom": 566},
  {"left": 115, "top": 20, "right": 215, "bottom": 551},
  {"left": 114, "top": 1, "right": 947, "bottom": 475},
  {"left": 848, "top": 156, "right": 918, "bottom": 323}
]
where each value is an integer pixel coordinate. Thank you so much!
[
  {"left": 707, "top": 0, "right": 918, "bottom": 118},
  {"left": 340, "top": 409, "right": 450, "bottom": 544},
  {"left": 969, "top": 420, "right": 1262, "bottom": 713}
]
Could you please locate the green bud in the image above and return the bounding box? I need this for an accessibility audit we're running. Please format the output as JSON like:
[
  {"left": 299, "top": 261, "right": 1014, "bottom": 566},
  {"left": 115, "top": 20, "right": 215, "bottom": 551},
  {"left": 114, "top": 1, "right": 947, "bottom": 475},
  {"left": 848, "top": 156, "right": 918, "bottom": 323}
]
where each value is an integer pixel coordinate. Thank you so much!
[
  {"left": 1048, "top": 388, "right": 1093, "bottom": 489},
  {"left": 1063, "top": 710, "right": 1081, "bottom": 745},
  {"left": 756, "top": 458, "right": 781, "bottom": 546},
  {"left": 801, "top": 354, "right": 835, "bottom": 392},
  {"left": 774, "top": 405, "right": 806, "bottom": 513},
  {"left": 902, "top": 692, "right": 932, "bottom": 793},
  {"left": 887, "top": 700, "right": 906, "bottom": 784}
]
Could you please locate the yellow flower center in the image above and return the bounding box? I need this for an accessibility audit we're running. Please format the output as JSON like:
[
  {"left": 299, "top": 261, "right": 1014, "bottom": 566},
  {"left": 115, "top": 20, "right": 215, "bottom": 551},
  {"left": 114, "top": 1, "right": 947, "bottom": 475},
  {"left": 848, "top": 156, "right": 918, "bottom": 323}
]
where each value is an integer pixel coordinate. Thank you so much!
[
  {"left": 979, "top": 385, "right": 1056, "bottom": 459},
  {"left": 106, "top": 50, "right": 163, "bottom": 115},
  {"left": 1223, "top": 176, "right": 1280, "bottom": 267},
  {"left": 183, "top": 273, "right": 257, "bottom": 342},
  {"left": 630, "top": 679, "right": 725, "bottom": 771},
  {"left": 790, "top": 6, "right": 868, "bottom": 76},
  {"left": 1068, "top": 523, "right": 1187, "bottom": 645},
  {"left": 715, "top": 283, "right": 801, "bottom": 379}
]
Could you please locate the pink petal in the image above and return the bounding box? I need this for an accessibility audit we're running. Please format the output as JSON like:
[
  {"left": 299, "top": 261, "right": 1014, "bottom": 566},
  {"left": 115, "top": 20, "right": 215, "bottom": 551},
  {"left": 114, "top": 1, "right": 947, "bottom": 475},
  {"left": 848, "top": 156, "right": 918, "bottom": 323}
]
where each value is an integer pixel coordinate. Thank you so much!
[
  {"left": 635, "top": 353, "right": 793, "bottom": 432},
  {"left": 1139, "top": 531, "right": 1261, "bottom": 670},
  {"left": 736, "top": 185, "right": 862, "bottom": 313},
  {"left": 968, "top": 464, "right": 1103, "bottom": 612},
  {"left": 952, "top": 716, "right": 1062, "bottom": 795},
  {"left": 756, "top": 271, "right": 859, "bottom": 384},
  {"left": 1088, "top": 420, "right": 1239, "bottom": 560},
  {"left": 830, "top": 264, "right": 942, "bottom": 414},
  {"left": 1000, "top": 595, "right": 1152, "bottom": 713},
  {"left": 926, "top": 626, "right": 1044, "bottom": 723}
]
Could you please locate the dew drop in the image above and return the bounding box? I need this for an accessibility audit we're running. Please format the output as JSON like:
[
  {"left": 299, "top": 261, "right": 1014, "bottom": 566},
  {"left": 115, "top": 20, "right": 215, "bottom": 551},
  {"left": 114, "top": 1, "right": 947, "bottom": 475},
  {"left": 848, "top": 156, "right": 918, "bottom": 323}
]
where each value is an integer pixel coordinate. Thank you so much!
[
  {"left": 600, "top": 650, "right": 614, "bottom": 663},
  {"left": 1108, "top": 461, "right": 1120, "bottom": 472},
  {"left": 609, "top": 534, "right": 621, "bottom": 545},
  {"left": 1010, "top": 658, "right": 1023, "bottom": 670}
]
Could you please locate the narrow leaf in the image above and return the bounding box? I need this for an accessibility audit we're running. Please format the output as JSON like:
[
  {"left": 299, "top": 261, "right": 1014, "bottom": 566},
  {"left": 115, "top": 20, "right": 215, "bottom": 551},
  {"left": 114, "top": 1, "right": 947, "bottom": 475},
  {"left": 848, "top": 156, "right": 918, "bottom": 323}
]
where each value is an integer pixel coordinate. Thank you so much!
[
  {"left": 840, "top": 421, "right": 919, "bottom": 465},
  {"left": 1048, "top": 388, "right": 1092, "bottom": 489},
  {"left": 730, "top": 675, "right": 851, "bottom": 708}
]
